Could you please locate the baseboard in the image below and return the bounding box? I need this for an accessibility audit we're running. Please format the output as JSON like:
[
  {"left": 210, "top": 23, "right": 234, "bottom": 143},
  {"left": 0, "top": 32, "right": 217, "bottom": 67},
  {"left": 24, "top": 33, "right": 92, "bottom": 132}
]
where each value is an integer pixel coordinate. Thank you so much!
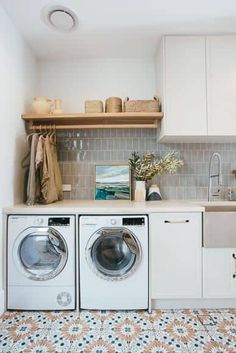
[
  {"left": 152, "top": 298, "right": 236, "bottom": 309},
  {"left": 0, "top": 290, "right": 4, "bottom": 314}
]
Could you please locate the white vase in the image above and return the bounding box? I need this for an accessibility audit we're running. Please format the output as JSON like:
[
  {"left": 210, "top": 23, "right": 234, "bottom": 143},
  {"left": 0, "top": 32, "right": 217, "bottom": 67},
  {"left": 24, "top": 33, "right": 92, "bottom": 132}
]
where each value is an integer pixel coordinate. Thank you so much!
[
  {"left": 53, "top": 98, "right": 64, "bottom": 114},
  {"left": 135, "top": 181, "right": 146, "bottom": 202}
]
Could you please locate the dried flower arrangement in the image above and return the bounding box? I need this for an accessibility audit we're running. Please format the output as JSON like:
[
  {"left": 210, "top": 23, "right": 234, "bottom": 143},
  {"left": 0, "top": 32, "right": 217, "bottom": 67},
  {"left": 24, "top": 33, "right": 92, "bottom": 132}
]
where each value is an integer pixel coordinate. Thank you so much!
[{"left": 129, "top": 151, "right": 183, "bottom": 181}]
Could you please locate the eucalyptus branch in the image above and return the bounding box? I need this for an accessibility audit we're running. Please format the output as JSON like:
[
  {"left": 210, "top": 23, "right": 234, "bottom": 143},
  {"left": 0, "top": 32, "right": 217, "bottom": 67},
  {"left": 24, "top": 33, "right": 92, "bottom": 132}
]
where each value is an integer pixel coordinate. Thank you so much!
[{"left": 129, "top": 151, "right": 183, "bottom": 181}]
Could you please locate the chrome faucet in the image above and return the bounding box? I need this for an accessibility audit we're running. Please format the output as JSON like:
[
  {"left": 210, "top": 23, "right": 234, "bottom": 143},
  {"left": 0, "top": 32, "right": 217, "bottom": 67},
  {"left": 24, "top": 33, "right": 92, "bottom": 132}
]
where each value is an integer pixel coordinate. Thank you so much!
[{"left": 208, "top": 152, "right": 223, "bottom": 201}]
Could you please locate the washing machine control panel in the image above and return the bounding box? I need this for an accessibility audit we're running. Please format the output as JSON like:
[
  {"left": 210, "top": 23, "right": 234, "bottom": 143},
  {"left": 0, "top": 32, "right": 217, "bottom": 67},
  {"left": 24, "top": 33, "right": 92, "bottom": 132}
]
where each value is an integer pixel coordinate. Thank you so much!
[
  {"left": 48, "top": 217, "right": 70, "bottom": 226},
  {"left": 80, "top": 215, "right": 147, "bottom": 228}
]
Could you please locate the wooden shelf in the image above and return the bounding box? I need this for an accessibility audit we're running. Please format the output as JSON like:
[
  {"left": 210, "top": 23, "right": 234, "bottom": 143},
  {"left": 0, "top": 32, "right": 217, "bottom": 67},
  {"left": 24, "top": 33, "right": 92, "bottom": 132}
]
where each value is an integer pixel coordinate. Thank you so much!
[{"left": 22, "top": 112, "right": 163, "bottom": 130}]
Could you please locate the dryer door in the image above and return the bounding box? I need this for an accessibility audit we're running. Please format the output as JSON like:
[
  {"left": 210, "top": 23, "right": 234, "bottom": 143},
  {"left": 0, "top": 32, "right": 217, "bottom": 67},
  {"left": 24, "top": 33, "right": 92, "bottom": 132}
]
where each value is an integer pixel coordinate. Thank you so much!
[
  {"left": 13, "top": 227, "right": 68, "bottom": 281},
  {"left": 86, "top": 227, "right": 141, "bottom": 280}
]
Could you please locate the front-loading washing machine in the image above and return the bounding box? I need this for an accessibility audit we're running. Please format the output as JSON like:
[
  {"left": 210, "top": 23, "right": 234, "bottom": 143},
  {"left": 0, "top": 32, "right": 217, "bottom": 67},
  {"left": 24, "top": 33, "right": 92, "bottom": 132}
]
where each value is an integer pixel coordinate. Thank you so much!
[
  {"left": 79, "top": 215, "right": 148, "bottom": 310},
  {"left": 7, "top": 215, "right": 76, "bottom": 310}
]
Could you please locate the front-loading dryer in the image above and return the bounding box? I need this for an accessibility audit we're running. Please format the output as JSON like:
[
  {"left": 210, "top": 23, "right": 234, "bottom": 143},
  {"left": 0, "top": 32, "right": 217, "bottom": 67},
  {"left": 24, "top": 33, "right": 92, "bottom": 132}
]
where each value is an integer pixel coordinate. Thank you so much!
[
  {"left": 79, "top": 215, "right": 148, "bottom": 310},
  {"left": 7, "top": 215, "right": 76, "bottom": 310}
]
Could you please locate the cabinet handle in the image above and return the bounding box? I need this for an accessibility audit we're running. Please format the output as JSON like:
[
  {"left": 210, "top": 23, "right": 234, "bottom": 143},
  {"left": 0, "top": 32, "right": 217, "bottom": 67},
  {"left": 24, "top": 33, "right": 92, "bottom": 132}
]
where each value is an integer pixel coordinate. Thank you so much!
[
  {"left": 164, "top": 220, "right": 190, "bottom": 224},
  {"left": 233, "top": 254, "right": 236, "bottom": 279}
]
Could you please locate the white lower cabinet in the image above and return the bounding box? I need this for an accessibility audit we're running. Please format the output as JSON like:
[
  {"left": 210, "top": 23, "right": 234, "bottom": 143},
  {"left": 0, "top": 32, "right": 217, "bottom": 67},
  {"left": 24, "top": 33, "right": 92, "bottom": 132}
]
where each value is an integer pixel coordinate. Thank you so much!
[
  {"left": 150, "top": 212, "right": 202, "bottom": 299},
  {"left": 203, "top": 248, "right": 236, "bottom": 298}
]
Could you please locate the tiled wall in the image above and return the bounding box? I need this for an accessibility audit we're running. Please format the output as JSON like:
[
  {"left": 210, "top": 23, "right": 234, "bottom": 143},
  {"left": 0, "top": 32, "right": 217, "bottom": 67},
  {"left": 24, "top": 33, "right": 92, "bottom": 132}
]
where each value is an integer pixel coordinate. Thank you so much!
[{"left": 57, "top": 129, "right": 236, "bottom": 200}]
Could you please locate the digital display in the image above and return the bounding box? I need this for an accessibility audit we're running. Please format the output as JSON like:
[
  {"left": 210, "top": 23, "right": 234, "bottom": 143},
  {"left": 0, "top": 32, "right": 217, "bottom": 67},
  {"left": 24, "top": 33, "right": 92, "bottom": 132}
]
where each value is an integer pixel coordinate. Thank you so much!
[
  {"left": 122, "top": 217, "right": 145, "bottom": 226},
  {"left": 48, "top": 217, "right": 70, "bottom": 226}
]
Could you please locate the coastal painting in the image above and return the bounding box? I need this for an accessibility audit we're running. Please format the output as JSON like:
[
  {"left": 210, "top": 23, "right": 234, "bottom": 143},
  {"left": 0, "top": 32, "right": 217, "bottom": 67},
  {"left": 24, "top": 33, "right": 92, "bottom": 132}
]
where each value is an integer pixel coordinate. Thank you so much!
[{"left": 95, "top": 165, "right": 130, "bottom": 200}]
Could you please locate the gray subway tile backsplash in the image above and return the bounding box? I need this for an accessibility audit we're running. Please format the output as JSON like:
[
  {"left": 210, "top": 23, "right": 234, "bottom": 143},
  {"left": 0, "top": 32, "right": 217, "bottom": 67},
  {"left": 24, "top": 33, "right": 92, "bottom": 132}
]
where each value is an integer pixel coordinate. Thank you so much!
[{"left": 57, "top": 129, "right": 236, "bottom": 200}]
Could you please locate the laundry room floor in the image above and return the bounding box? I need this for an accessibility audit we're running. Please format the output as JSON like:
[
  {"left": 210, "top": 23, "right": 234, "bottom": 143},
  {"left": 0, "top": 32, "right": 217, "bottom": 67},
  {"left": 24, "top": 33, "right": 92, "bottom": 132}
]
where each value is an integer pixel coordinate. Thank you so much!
[{"left": 0, "top": 309, "right": 235, "bottom": 353}]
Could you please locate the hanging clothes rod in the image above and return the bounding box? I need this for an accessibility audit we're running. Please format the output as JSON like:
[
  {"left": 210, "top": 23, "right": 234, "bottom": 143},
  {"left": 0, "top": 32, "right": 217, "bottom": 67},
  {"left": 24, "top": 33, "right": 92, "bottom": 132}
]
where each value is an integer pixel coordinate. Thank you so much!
[
  {"left": 29, "top": 124, "right": 57, "bottom": 131},
  {"left": 28, "top": 122, "right": 159, "bottom": 130}
]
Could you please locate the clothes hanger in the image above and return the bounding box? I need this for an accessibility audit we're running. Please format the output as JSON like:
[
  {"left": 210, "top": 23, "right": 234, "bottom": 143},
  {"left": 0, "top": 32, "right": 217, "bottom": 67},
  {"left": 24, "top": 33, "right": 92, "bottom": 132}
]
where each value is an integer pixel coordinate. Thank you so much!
[
  {"left": 49, "top": 124, "right": 56, "bottom": 143},
  {"left": 42, "top": 124, "right": 48, "bottom": 137},
  {"left": 24, "top": 126, "right": 39, "bottom": 167},
  {"left": 53, "top": 124, "right": 57, "bottom": 143},
  {"left": 27, "top": 125, "right": 39, "bottom": 140}
]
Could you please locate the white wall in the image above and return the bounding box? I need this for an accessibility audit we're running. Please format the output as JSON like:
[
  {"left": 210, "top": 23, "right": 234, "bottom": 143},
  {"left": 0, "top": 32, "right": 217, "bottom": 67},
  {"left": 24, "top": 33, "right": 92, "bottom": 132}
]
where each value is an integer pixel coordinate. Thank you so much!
[
  {"left": 38, "top": 58, "right": 156, "bottom": 112},
  {"left": 0, "top": 5, "right": 36, "bottom": 312},
  {"left": 0, "top": 16, "right": 155, "bottom": 313}
]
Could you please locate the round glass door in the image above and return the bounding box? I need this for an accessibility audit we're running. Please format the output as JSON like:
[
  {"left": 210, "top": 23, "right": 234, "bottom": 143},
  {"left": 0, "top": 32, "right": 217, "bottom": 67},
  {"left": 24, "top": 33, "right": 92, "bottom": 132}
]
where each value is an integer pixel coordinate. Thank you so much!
[
  {"left": 17, "top": 227, "right": 68, "bottom": 281},
  {"left": 86, "top": 227, "right": 141, "bottom": 280}
]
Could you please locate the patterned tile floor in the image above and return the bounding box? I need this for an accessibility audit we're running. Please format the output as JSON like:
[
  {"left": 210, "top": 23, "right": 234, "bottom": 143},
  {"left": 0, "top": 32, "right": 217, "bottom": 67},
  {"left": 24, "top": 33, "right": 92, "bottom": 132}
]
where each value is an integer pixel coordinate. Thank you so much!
[{"left": 0, "top": 309, "right": 235, "bottom": 352}]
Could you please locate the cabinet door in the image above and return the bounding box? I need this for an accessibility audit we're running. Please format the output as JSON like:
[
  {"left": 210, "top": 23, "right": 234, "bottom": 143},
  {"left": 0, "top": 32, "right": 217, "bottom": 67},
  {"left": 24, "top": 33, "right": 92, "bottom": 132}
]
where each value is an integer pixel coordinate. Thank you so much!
[
  {"left": 161, "top": 36, "right": 207, "bottom": 138},
  {"left": 203, "top": 248, "right": 236, "bottom": 298},
  {"left": 207, "top": 36, "right": 236, "bottom": 135},
  {"left": 150, "top": 212, "right": 202, "bottom": 299}
]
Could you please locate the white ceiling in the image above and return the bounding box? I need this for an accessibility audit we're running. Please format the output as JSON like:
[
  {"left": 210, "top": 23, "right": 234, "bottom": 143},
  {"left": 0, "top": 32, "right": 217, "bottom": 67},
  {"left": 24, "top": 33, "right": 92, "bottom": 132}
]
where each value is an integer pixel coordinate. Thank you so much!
[{"left": 1, "top": 0, "right": 236, "bottom": 59}]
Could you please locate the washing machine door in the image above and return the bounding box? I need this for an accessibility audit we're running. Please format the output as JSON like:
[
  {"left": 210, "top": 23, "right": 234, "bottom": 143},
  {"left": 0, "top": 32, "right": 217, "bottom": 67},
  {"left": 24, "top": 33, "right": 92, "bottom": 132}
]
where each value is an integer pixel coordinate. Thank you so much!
[
  {"left": 86, "top": 227, "right": 141, "bottom": 280},
  {"left": 13, "top": 227, "right": 68, "bottom": 281}
]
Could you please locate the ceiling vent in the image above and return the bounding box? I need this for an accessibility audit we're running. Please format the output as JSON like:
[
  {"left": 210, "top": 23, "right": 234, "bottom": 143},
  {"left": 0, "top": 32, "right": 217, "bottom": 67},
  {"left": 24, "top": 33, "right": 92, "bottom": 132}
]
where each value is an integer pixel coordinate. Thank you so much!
[{"left": 42, "top": 5, "right": 78, "bottom": 32}]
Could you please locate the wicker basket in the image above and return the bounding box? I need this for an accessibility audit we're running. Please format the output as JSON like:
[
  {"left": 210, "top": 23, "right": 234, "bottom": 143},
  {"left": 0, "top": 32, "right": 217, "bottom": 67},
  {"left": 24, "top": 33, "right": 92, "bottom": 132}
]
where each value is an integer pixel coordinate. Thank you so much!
[
  {"left": 85, "top": 100, "right": 103, "bottom": 113},
  {"left": 123, "top": 96, "right": 160, "bottom": 112},
  {"left": 105, "top": 97, "right": 122, "bottom": 113}
]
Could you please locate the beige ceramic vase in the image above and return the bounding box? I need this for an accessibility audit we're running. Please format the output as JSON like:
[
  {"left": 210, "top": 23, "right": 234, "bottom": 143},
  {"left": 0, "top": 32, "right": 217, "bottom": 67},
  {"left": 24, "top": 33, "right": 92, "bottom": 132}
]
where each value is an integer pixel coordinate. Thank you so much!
[
  {"left": 134, "top": 181, "right": 146, "bottom": 202},
  {"left": 53, "top": 98, "right": 64, "bottom": 114},
  {"left": 31, "top": 96, "right": 52, "bottom": 114}
]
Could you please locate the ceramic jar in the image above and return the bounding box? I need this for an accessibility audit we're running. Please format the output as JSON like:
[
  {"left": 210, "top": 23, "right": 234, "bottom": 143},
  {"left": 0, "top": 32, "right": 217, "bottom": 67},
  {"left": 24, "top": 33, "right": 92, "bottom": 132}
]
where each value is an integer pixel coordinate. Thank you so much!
[
  {"left": 31, "top": 96, "right": 52, "bottom": 114},
  {"left": 147, "top": 184, "right": 162, "bottom": 201},
  {"left": 134, "top": 181, "right": 146, "bottom": 202},
  {"left": 53, "top": 99, "right": 63, "bottom": 114}
]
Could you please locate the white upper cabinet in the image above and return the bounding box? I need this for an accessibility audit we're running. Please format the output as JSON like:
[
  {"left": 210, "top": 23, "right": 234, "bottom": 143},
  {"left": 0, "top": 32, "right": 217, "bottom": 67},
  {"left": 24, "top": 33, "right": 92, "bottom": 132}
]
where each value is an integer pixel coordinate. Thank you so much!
[
  {"left": 157, "top": 35, "right": 236, "bottom": 141},
  {"left": 207, "top": 36, "right": 236, "bottom": 136},
  {"left": 157, "top": 36, "right": 207, "bottom": 142}
]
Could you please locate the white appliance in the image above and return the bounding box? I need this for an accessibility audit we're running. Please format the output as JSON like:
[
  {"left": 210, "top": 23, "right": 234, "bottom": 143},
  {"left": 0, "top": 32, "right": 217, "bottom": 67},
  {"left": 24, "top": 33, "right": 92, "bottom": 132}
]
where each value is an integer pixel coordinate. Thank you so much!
[
  {"left": 7, "top": 215, "right": 76, "bottom": 310},
  {"left": 79, "top": 215, "right": 148, "bottom": 310}
]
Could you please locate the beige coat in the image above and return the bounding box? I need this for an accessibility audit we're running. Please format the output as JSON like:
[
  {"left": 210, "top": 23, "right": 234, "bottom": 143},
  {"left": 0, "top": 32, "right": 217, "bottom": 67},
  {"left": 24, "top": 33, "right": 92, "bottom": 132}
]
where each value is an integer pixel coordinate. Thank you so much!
[
  {"left": 41, "top": 134, "right": 63, "bottom": 204},
  {"left": 26, "top": 133, "right": 40, "bottom": 205}
]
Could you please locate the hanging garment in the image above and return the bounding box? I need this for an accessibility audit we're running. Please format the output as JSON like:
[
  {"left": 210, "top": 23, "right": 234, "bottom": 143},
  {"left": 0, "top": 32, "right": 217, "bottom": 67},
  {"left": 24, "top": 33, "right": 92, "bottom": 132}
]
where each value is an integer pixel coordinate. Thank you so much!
[
  {"left": 26, "top": 133, "right": 40, "bottom": 205},
  {"left": 22, "top": 129, "right": 63, "bottom": 205},
  {"left": 50, "top": 133, "right": 63, "bottom": 201},
  {"left": 40, "top": 132, "right": 63, "bottom": 204},
  {"left": 35, "top": 134, "right": 45, "bottom": 189},
  {"left": 21, "top": 151, "right": 30, "bottom": 204},
  {"left": 35, "top": 135, "right": 44, "bottom": 168},
  {"left": 41, "top": 134, "right": 58, "bottom": 204}
]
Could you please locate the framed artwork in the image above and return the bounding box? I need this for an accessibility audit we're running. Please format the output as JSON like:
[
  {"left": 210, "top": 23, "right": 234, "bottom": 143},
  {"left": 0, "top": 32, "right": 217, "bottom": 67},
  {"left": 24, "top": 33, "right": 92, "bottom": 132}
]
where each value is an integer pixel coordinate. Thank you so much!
[{"left": 95, "top": 164, "right": 131, "bottom": 200}]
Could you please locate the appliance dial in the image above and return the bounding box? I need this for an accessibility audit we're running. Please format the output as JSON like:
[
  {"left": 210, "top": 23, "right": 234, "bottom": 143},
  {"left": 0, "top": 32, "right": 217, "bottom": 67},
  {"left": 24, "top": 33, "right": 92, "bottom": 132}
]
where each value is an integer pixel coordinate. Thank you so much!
[
  {"left": 110, "top": 219, "right": 117, "bottom": 225},
  {"left": 36, "top": 217, "right": 44, "bottom": 225}
]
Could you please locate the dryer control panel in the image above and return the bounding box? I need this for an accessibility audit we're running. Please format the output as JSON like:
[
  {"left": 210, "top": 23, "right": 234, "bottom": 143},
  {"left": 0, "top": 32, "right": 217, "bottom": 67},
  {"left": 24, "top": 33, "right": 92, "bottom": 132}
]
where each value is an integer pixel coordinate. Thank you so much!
[
  {"left": 122, "top": 217, "right": 145, "bottom": 226},
  {"left": 48, "top": 217, "right": 70, "bottom": 226}
]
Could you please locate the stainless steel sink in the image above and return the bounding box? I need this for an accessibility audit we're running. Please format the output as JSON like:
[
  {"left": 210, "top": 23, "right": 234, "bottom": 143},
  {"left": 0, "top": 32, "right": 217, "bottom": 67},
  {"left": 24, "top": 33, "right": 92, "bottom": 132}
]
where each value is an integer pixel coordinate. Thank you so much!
[{"left": 204, "top": 206, "right": 236, "bottom": 247}]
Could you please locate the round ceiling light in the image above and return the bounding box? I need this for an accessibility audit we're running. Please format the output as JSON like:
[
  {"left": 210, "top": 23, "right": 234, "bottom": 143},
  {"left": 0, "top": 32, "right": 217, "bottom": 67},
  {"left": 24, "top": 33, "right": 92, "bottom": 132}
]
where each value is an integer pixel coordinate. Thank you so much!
[{"left": 42, "top": 5, "right": 78, "bottom": 32}]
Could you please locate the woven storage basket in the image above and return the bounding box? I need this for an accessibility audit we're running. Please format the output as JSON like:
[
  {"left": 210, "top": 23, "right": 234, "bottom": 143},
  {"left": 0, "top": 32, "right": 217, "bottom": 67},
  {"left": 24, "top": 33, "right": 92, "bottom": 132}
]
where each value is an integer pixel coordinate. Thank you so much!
[
  {"left": 105, "top": 97, "right": 122, "bottom": 113},
  {"left": 85, "top": 100, "right": 103, "bottom": 113},
  {"left": 123, "top": 96, "right": 160, "bottom": 112}
]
